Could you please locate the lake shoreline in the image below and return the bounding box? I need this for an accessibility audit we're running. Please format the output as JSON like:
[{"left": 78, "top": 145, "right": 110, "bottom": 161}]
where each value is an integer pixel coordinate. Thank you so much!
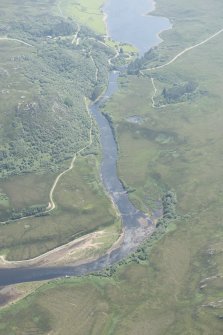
[{"left": 103, "top": 0, "right": 171, "bottom": 55}]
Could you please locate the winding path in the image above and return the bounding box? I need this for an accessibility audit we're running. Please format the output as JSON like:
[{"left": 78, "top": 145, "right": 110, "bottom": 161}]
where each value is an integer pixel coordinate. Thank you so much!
[
  {"left": 150, "top": 77, "right": 166, "bottom": 109},
  {"left": 0, "top": 37, "right": 34, "bottom": 47},
  {"left": 144, "top": 28, "right": 223, "bottom": 108},
  {"left": 144, "top": 28, "right": 223, "bottom": 72},
  {"left": 47, "top": 98, "right": 93, "bottom": 213},
  {"left": 0, "top": 98, "right": 93, "bottom": 224},
  {"left": 57, "top": 1, "right": 65, "bottom": 18},
  {"left": 72, "top": 23, "right": 81, "bottom": 45},
  {"left": 90, "top": 54, "right": 99, "bottom": 83}
]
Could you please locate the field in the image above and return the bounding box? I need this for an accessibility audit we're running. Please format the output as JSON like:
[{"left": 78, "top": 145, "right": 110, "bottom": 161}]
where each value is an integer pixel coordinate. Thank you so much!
[
  {"left": 1, "top": 0, "right": 223, "bottom": 334},
  {"left": 0, "top": 155, "right": 120, "bottom": 261},
  {"left": 58, "top": 0, "right": 106, "bottom": 34}
]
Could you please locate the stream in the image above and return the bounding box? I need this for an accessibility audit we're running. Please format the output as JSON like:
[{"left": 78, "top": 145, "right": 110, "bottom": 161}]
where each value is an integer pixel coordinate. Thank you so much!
[{"left": 0, "top": 0, "right": 171, "bottom": 286}]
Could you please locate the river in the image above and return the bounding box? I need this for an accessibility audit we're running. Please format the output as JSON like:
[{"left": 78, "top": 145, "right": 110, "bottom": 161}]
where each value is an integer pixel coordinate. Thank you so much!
[{"left": 0, "top": 0, "right": 171, "bottom": 286}]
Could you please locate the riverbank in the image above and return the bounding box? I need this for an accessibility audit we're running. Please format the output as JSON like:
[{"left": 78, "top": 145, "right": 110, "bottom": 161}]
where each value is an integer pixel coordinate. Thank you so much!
[{"left": 0, "top": 225, "right": 123, "bottom": 269}]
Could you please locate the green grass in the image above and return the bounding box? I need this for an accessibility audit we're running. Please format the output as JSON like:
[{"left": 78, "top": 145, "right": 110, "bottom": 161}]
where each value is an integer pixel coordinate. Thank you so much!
[
  {"left": 0, "top": 172, "right": 57, "bottom": 220},
  {"left": 59, "top": 0, "right": 106, "bottom": 34},
  {"left": 106, "top": 39, "right": 138, "bottom": 54},
  {"left": 0, "top": 193, "right": 9, "bottom": 208},
  {"left": 0, "top": 155, "right": 118, "bottom": 260}
]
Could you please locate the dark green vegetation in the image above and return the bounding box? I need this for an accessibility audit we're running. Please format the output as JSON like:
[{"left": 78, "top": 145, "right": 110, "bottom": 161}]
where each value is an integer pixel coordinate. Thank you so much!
[
  {"left": 127, "top": 48, "right": 158, "bottom": 74},
  {"left": 160, "top": 80, "right": 199, "bottom": 104},
  {"left": 0, "top": 12, "right": 112, "bottom": 181},
  {"left": 1, "top": 0, "right": 223, "bottom": 334}
]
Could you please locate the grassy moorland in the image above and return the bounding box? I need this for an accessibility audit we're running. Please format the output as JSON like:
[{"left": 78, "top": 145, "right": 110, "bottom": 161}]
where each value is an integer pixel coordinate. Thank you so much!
[{"left": 1, "top": 0, "right": 223, "bottom": 334}]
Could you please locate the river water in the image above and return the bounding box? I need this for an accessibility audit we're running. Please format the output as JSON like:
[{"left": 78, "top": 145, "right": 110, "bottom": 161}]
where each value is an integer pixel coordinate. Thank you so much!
[{"left": 0, "top": 1, "right": 171, "bottom": 285}]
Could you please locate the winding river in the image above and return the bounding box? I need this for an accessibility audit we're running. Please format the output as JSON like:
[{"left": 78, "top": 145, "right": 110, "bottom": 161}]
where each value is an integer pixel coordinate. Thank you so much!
[{"left": 0, "top": 0, "right": 171, "bottom": 286}]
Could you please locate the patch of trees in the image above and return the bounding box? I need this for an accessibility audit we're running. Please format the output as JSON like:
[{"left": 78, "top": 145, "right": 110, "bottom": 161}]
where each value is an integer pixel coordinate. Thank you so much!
[
  {"left": 91, "top": 85, "right": 103, "bottom": 101},
  {"left": 161, "top": 81, "right": 198, "bottom": 103},
  {"left": 11, "top": 16, "right": 77, "bottom": 38},
  {"left": 127, "top": 58, "right": 143, "bottom": 75},
  {"left": 0, "top": 16, "right": 113, "bottom": 179},
  {"left": 157, "top": 190, "right": 177, "bottom": 227},
  {"left": 120, "top": 191, "right": 177, "bottom": 264},
  {"left": 119, "top": 178, "right": 136, "bottom": 194},
  {"left": 44, "top": 20, "right": 76, "bottom": 37},
  {"left": 127, "top": 48, "right": 157, "bottom": 74},
  {"left": 64, "top": 97, "right": 73, "bottom": 107},
  {"left": 128, "top": 245, "right": 148, "bottom": 263},
  {"left": 101, "top": 112, "right": 118, "bottom": 149},
  {"left": 10, "top": 205, "right": 48, "bottom": 220}
]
